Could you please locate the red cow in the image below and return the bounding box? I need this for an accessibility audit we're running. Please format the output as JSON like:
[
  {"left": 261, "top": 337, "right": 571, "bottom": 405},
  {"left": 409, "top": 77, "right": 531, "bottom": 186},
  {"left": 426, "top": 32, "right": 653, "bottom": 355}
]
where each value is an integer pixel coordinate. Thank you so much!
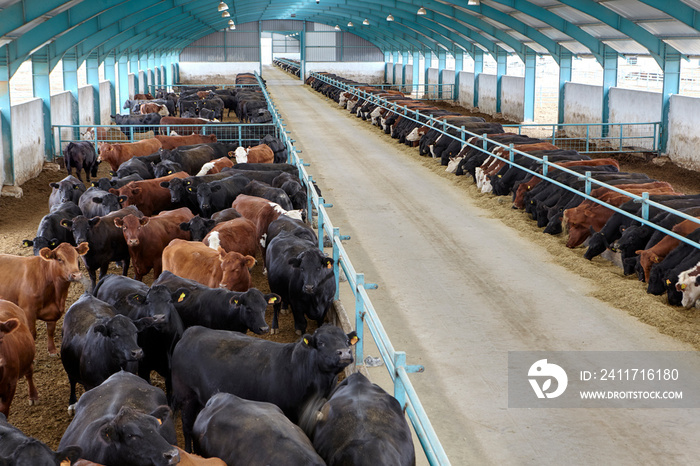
[
  {"left": 155, "top": 133, "right": 217, "bottom": 150},
  {"left": 134, "top": 93, "right": 154, "bottom": 100},
  {"left": 114, "top": 208, "right": 194, "bottom": 281},
  {"left": 159, "top": 117, "right": 210, "bottom": 135},
  {"left": 0, "top": 299, "right": 38, "bottom": 417},
  {"left": 196, "top": 157, "right": 235, "bottom": 176},
  {"left": 233, "top": 144, "right": 274, "bottom": 164},
  {"left": 110, "top": 171, "right": 189, "bottom": 216},
  {"left": 162, "top": 239, "right": 255, "bottom": 292},
  {"left": 98, "top": 139, "right": 163, "bottom": 171},
  {"left": 140, "top": 102, "right": 169, "bottom": 116},
  {"left": 232, "top": 194, "right": 303, "bottom": 246},
  {"left": 637, "top": 218, "right": 700, "bottom": 282},
  {"left": 0, "top": 242, "right": 89, "bottom": 355},
  {"left": 203, "top": 218, "right": 259, "bottom": 258}
]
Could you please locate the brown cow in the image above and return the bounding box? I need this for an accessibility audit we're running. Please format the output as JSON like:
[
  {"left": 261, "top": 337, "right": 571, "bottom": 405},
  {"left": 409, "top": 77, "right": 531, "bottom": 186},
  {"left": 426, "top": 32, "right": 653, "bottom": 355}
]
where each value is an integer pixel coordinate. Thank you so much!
[
  {"left": 0, "top": 242, "right": 89, "bottom": 355},
  {"left": 636, "top": 218, "right": 700, "bottom": 282},
  {"left": 109, "top": 171, "right": 189, "bottom": 216},
  {"left": 159, "top": 117, "right": 210, "bottom": 135},
  {"left": 140, "top": 102, "right": 169, "bottom": 116},
  {"left": 134, "top": 93, "right": 154, "bottom": 100},
  {"left": 202, "top": 218, "right": 259, "bottom": 258},
  {"left": 233, "top": 144, "right": 274, "bottom": 164},
  {"left": 196, "top": 156, "right": 235, "bottom": 176},
  {"left": 232, "top": 194, "right": 303, "bottom": 245},
  {"left": 155, "top": 133, "right": 217, "bottom": 150},
  {"left": 114, "top": 208, "right": 194, "bottom": 281},
  {"left": 176, "top": 448, "right": 226, "bottom": 466},
  {"left": 98, "top": 138, "right": 162, "bottom": 171},
  {"left": 0, "top": 299, "right": 38, "bottom": 417},
  {"left": 162, "top": 239, "right": 255, "bottom": 292}
]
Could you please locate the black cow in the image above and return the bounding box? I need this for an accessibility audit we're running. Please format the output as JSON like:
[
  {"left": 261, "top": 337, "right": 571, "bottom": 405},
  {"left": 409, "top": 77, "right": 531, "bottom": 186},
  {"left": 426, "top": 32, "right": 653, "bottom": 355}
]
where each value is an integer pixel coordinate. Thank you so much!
[
  {"left": 63, "top": 141, "right": 99, "bottom": 183},
  {"left": 153, "top": 159, "right": 184, "bottom": 178},
  {"left": 22, "top": 201, "right": 81, "bottom": 255},
  {"left": 307, "top": 372, "right": 415, "bottom": 466},
  {"left": 192, "top": 393, "right": 324, "bottom": 465},
  {"left": 171, "top": 324, "right": 357, "bottom": 450},
  {"left": 233, "top": 162, "right": 299, "bottom": 176},
  {"left": 78, "top": 187, "right": 122, "bottom": 218},
  {"left": 219, "top": 168, "right": 285, "bottom": 185},
  {"left": 61, "top": 293, "right": 153, "bottom": 409},
  {"left": 242, "top": 179, "right": 293, "bottom": 211},
  {"left": 111, "top": 113, "right": 162, "bottom": 138},
  {"left": 115, "top": 156, "right": 155, "bottom": 180},
  {"left": 0, "top": 413, "right": 81, "bottom": 465},
  {"left": 647, "top": 229, "right": 700, "bottom": 295},
  {"left": 48, "top": 175, "right": 85, "bottom": 210},
  {"left": 91, "top": 174, "right": 144, "bottom": 191},
  {"left": 159, "top": 145, "right": 218, "bottom": 175},
  {"left": 196, "top": 174, "right": 251, "bottom": 218},
  {"left": 93, "top": 275, "right": 187, "bottom": 399},
  {"left": 152, "top": 271, "right": 275, "bottom": 333},
  {"left": 160, "top": 171, "right": 233, "bottom": 214},
  {"left": 179, "top": 215, "right": 217, "bottom": 241},
  {"left": 61, "top": 206, "right": 144, "bottom": 290},
  {"left": 58, "top": 371, "right": 179, "bottom": 466},
  {"left": 266, "top": 230, "right": 336, "bottom": 335},
  {"left": 210, "top": 207, "right": 242, "bottom": 223},
  {"left": 266, "top": 215, "right": 318, "bottom": 247}
]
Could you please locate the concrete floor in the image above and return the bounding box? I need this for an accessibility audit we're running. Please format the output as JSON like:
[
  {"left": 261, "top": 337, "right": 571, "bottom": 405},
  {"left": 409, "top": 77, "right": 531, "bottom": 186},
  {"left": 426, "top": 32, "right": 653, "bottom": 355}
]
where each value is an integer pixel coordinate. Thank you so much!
[{"left": 262, "top": 65, "right": 700, "bottom": 465}]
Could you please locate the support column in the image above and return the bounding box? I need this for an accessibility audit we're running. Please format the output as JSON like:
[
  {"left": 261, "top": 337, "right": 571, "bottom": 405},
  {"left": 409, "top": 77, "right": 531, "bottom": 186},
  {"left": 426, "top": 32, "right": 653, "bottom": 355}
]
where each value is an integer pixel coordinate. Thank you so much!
[
  {"left": 1, "top": 47, "right": 15, "bottom": 185},
  {"left": 32, "top": 48, "right": 54, "bottom": 160},
  {"left": 392, "top": 52, "right": 399, "bottom": 85},
  {"left": 424, "top": 50, "right": 432, "bottom": 94},
  {"left": 119, "top": 55, "right": 130, "bottom": 114},
  {"left": 602, "top": 45, "right": 618, "bottom": 137},
  {"left": 129, "top": 54, "right": 139, "bottom": 96},
  {"left": 558, "top": 50, "right": 572, "bottom": 125},
  {"left": 384, "top": 51, "right": 391, "bottom": 83},
  {"left": 300, "top": 21, "right": 307, "bottom": 81},
  {"left": 495, "top": 48, "right": 507, "bottom": 114},
  {"left": 412, "top": 51, "right": 421, "bottom": 97},
  {"left": 62, "top": 49, "right": 80, "bottom": 132},
  {"left": 104, "top": 53, "right": 117, "bottom": 120},
  {"left": 523, "top": 49, "right": 536, "bottom": 122},
  {"left": 437, "top": 49, "right": 446, "bottom": 90},
  {"left": 660, "top": 45, "right": 680, "bottom": 153},
  {"left": 86, "top": 52, "right": 101, "bottom": 126},
  {"left": 401, "top": 51, "right": 409, "bottom": 91},
  {"left": 473, "top": 49, "right": 483, "bottom": 108},
  {"left": 453, "top": 49, "right": 464, "bottom": 101}
]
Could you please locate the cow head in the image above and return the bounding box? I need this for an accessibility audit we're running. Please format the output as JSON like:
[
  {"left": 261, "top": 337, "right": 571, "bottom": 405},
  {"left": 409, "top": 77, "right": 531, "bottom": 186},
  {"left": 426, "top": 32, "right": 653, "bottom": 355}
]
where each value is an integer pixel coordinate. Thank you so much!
[
  {"left": 22, "top": 237, "right": 58, "bottom": 256},
  {"left": 217, "top": 249, "right": 255, "bottom": 292},
  {"left": 234, "top": 146, "right": 248, "bottom": 164},
  {"left": 38, "top": 242, "right": 89, "bottom": 282},
  {"left": 161, "top": 178, "right": 188, "bottom": 204},
  {"left": 115, "top": 215, "right": 150, "bottom": 248},
  {"left": 0, "top": 318, "right": 20, "bottom": 345},
  {"left": 289, "top": 249, "right": 334, "bottom": 296},
  {"left": 676, "top": 263, "right": 700, "bottom": 309},
  {"left": 179, "top": 216, "right": 217, "bottom": 242},
  {"left": 127, "top": 286, "right": 187, "bottom": 336},
  {"left": 0, "top": 437, "right": 81, "bottom": 466},
  {"left": 227, "top": 289, "right": 277, "bottom": 334},
  {"left": 111, "top": 185, "right": 142, "bottom": 210},
  {"left": 196, "top": 184, "right": 220, "bottom": 218},
  {"left": 93, "top": 315, "right": 146, "bottom": 367},
  {"left": 97, "top": 143, "right": 113, "bottom": 163},
  {"left": 97, "top": 406, "right": 180, "bottom": 466},
  {"left": 584, "top": 229, "right": 609, "bottom": 261},
  {"left": 50, "top": 179, "right": 84, "bottom": 204},
  {"left": 301, "top": 325, "right": 358, "bottom": 374}
]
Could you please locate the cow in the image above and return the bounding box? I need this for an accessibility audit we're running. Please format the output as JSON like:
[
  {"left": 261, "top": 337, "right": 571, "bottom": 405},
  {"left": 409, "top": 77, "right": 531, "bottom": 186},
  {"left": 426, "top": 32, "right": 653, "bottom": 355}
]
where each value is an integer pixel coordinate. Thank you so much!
[
  {"left": 266, "top": 215, "right": 318, "bottom": 246},
  {"left": 0, "top": 413, "right": 82, "bottom": 464},
  {"left": 140, "top": 102, "right": 169, "bottom": 116},
  {"left": 0, "top": 242, "right": 89, "bottom": 355},
  {"left": 109, "top": 171, "right": 189, "bottom": 216},
  {"left": 233, "top": 144, "right": 274, "bottom": 164},
  {"left": 0, "top": 300, "right": 38, "bottom": 418},
  {"left": 63, "top": 141, "right": 99, "bottom": 183},
  {"left": 155, "top": 133, "right": 217, "bottom": 151},
  {"left": 158, "top": 145, "right": 221, "bottom": 175},
  {"left": 179, "top": 215, "right": 218, "bottom": 241},
  {"left": 60, "top": 293, "right": 155, "bottom": 410},
  {"left": 266, "top": 230, "right": 336, "bottom": 335},
  {"left": 152, "top": 270, "right": 275, "bottom": 334},
  {"left": 98, "top": 139, "right": 163, "bottom": 171},
  {"left": 78, "top": 187, "right": 122, "bottom": 218},
  {"left": 22, "top": 201, "right": 81, "bottom": 255},
  {"left": 201, "top": 218, "right": 259, "bottom": 258},
  {"left": 61, "top": 206, "right": 144, "bottom": 290},
  {"left": 175, "top": 448, "right": 226, "bottom": 466},
  {"left": 675, "top": 261, "right": 700, "bottom": 309},
  {"left": 93, "top": 275, "right": 187, "bottom": 400},
  {"left": 91, "top": 175, "right": 144, "bottom": 192},
  {"left": 636, "top": 217, "right": 700, "bottom": 282},
  {"left": 111, "top": 113, "right": 162, "bottom": 139},
  {"left": 59, "top": 371, "right": 180, "bottom": 466},
  {"left": 232, "top": 194, "right": 304, "bottom": 249},
  {"left": 114, "top": 156, "right": 156, "bottom": 180},
  {"left": 49, "top": 175, "right": 85, "bottom": 210},
  {"left": 192, "top": 393, "right": 324, "bottom": 465},
  {"left": 159, "top": 117, "right": 209, "bottom": 135},
  {"left": 196, "top": 174, "right": 251, "bottom": 218},
  {"left": 211, "top": 207, "right": 242, "bottom": 223},
  {"left": 161, "top": 238, "right": 255, "bottom": 292},
  {"left": 196, "top": 157, "right": 234, "bottom": 176},
  {"left": 134, "top": 93, "right": 155, "bottom": 100},
  {"left": 306, "top": 372, "right": 415, "bottom": 466},
  {"left": 171, "top": 324, "right": 357, "bottom": 450},
  {"left": 241, "top": 179, "right": 294, "bottom": 211},
  {"left": 114, "top": 208, "right": 194, "bottom": 281},
  {"left": 153, "top": 159, "right": 184, "bottom": 178}
]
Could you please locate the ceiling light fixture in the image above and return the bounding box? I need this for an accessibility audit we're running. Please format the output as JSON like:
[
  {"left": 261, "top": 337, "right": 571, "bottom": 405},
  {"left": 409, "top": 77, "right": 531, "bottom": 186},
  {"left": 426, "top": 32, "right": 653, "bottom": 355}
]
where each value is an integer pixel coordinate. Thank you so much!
[
  {"left": 468, "top": 0, "right": 480, "bottom": 5},
  {"left": 228, "top": 19, "right": 234, "bottom": 27},
  {"left": 221, "top": 11, "right": 230, "bottom": 18},
  {"left": 387, "top": 14, "right": 394, "bottom": 21},
  {"left": 230, "top": 24, "right": 236, "bottom": 30},
  {"left": 217, "top": 2, "right": 229, "bottom": 12},
  {"left": 335, "top": 25, "right": 341, "bottom": 30},
  {"left": 363, "top": 18, "right": 369, "bottom": 25},
  {"left": 316, "top": 0, "right": 320, "bottom": 3},
  {"left": 417, "top": 7, "right": 427, "bottom": 15},
  {"left": 347, "top": 21, "right": 354, "bottom": 27}
]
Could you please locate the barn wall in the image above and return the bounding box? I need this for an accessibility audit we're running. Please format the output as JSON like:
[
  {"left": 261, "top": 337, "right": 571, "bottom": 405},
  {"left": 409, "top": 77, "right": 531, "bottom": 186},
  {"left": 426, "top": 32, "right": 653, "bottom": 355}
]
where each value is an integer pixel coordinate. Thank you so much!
[
  {"left": 128, "top": 73, "right": 137, "bottom": 99},
  {"left": 79, "top": 85, "right": 95, "bottom": 127},
  {"left": 458, "top": 71, "right": 475, "bottom": 109},
  {"left": 12, "top": 98, "right": 45, "bottom": 185},
  {"left": 51, "top": 91, "right": 78, "bottom": 154},
  {"left": 178, "top": 62, "right": 260, "bottom": 83},
  {"left": 563, "top": 82, "right": 603, "bottom": 139},
  {"left": 667, "top": 94, "right": 700, "bottom": 170},
  {"left": 404, "top": 64, "right": 413, "bottom": 92},
  {"left": 501, "top": 76, "right": 525, "bottom": 123},
  {"left": 138, "top": 71, "right": 147, "bottom": 93},
  {"left": 608, "top": 87, "right": 661, "bottom": 151},
  {"left": 0, "top": 118, "right": 4, "bottom": 186},
  {"left": 386, "top": 63, "right": 394, "bottom": 84},
  {"left": 393, "top": 64, "right": 402, "bottom": 85},
  {"left": 99, "top": 81, "right": 113, "bottom": 125},
  {"left": 441, "top": 70, "right": 455, "bottom": 101},
  {"left": 304, "top": 62, "right": 385, "bottom": 83},
  {"left": 477, "top": 73, "right": 497, "bottom": 115}
]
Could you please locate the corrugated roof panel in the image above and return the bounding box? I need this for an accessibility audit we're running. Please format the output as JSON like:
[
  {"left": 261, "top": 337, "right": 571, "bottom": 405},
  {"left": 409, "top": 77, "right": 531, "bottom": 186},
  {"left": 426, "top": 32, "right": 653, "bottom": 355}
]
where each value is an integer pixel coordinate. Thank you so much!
[
  {"left": 664, "top": 38, "right": 700, "bottom": 56},
  {"left": 538, "top": 27, "right": 574, "bottom": 42},
  {"left": 602, "top": 39, "right": 651, "bottom": 54},
  {"left": 482, "top": 1, "right": 515, "bottom": 13},
  {"left": 261, "top": 20, "right": 304, "bottom": 31},
  {"left": 549, "top": 5, "right": 600, "bottom": 24},
  {"left": 527, "top": 0, "right": 561, "bottom": 7},
  {"left": 638, "top": 20, "right": 700, "bottom": 37},
  {"left": 681, "top": 0, "right": 700, "bottom": 10},
  {"left": 480, "top": 17, "right": 509, "bottom": 30},
  {"left": 511, "top": 12, "right": 550, "bottom": 29},
  {"left": 560, "top": 41, "right": 594, "bottom": 55},
  {"left": 580, "top": 24, "right": 629, "bottom": 39},
  {"left": 524, "top": 42, "right": 549, "bottom": 54},
  {"left": 496, "top": 42, "right": 516, "bottom": 53},
  {"left": 189, "top": 32, "right": 224, "bottom": 47},
  {"left": 601, "top": 0, "right": 670, "bottom": 20},
  {"left": 506, "top": 30, "right": 532, "bottom": 43}
]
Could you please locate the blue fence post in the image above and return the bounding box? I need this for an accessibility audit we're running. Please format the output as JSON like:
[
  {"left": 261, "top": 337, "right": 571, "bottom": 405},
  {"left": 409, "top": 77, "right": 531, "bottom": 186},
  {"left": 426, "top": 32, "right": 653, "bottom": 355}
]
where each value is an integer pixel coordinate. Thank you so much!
[
  {"left": 306, "top": 174, "right": 314, "bottom": 226},
  {"left": 585, "top": 171, "right": 592, "bottom": 195},
  {"left": 641, "top": 192, "right": 650, "bottom": 220},
  {"left": 355, "top": 273, "right": 365, "bottom": 364},
  {"left": 317, "top": 197, "right": 325, "bottom": 250},
  {"left": 542, "top": 155, "right": 549, "bottom": 177},
  {"left": 394, "top": 351, "right": 407, "bottom": 409},
  {"left": 332, "top": 227, "right": 341, "bottom": 301},
  {"left": 508, "top": 143, "right": 514, "bottom": 166}
]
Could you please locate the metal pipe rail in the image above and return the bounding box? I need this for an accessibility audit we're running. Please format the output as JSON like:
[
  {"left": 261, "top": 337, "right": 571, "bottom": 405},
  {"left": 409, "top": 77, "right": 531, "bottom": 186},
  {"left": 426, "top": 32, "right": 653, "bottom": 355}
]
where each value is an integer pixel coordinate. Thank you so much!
[
  {"left": 308, "top": 71, "right": 700, "bottom": 253},
  {"left": 254, "top": 71, "right": 452, "bottom": 465}
]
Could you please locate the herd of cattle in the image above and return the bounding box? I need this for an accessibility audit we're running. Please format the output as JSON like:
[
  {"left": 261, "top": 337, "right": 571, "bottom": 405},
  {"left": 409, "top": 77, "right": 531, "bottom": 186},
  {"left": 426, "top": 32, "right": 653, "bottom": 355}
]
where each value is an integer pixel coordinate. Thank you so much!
[
  {"left": 274, "top": 58, "right": 301, "bottom": 77},
  {"left": 304, "top": 71, "right": 700, "bottom": 311},
  {"left": 0, "top": 76, "right": 415, "bottom": 464}
]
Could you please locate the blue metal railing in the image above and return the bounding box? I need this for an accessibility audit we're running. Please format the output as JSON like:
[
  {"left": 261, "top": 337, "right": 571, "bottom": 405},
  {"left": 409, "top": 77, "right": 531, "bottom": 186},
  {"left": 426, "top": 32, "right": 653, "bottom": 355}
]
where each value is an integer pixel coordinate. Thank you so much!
[
  {"left": 308, "top": 71, "right": 700, "bottom": 261},
  {"left": 254, "top": 71, "right": 452, "bottom": 465}
]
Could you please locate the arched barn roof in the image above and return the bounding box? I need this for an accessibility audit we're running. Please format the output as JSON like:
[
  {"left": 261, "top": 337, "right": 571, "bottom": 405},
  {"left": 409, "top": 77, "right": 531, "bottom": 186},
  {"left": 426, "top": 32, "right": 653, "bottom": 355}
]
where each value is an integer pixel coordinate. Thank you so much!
[{"left": 1, "top": 1, "right": 700, "bottom": 75}]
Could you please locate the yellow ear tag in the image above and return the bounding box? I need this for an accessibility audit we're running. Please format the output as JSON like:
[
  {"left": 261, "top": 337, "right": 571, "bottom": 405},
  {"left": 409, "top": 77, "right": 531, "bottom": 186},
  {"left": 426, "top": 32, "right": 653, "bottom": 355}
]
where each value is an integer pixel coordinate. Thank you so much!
[
  {"left": 61, "top": 460, "right": 71, "bottom": 466},
  {"left": 326, "top": 263, "right": 332, "bottom": 269},
  {"left": 303, "top": 338, "right": 309, "bottom": 345},
  {"left": 157, "top": 418, "right": 162, "bottom": 425},
  {"left": 350, "top": 336, "right": 359, "bottom": 345},
  {"left": 233, "top": 299, "right": 238, "bottom": 304},
  {"left": 666, "top": 279, "right": 671, "bottom": 285},
  {"left": 178, "top": 292, "right": 186, "bottom": 303},
  {"left": 681, "top": 284, "right": 687, "bottom": 290},
  {"left": 268, "top": 297, "right": 277, "bottom": 303}
]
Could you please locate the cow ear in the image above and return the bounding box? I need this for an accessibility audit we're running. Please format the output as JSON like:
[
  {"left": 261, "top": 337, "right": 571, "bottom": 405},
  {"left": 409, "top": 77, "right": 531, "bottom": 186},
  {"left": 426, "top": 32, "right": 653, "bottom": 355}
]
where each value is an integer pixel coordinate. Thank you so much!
[
  {"left": 76, "top": 242, "right": 89, "bottom": 256},
  {"left": 159, "top": 181, "right": 170, "bottom": 188},
  {"left": 108, "top": 188, "right": 119, "bottom": 195},
  {"left": 347, "top": 331, "right": 359, "bottom": 346},
  {"left": 139, "top": 217, "right": 150, "bottom": 226},
  {"left": 619, "top": 225, "right": 627, "bottom": 234},
  {"left": 49, "top": 182, "right": 59, "bottom": 189},
  {"left": 302, "top": 334, "right": 316, "bottom": 348},
  {"left": 265, "top": 293, "right": 281, "bottom": 305},
  {"left": 0, "top": 318, "right": 20, "bottom": 336},
  {"left": 22, "top": 239, "right": 33, "bottom": 247},
  {"left": 132, "top": 187, "right": 142, "bottom": 195},
  {"left": 179, "top": 222, "right": 191, "bottom": 232},
  {"left": 118, "top": 195, "right": 128, "bottom": 205},
  {"left": 60, "top": 219, "right": 73, "bottom": 229},
  {"left": 288, "top": 256, "right": 302, "bottom": 268},
  {"left": 206, "top": 219, "right": 217, "bottom": 228},
  {"left": 172, "top": 289, "right": 189, "bottom": 304},
  {"left": 150, "top": 405, "right": 172, "bottom": 427},
  {"left": 126, "top": 293, "right": 146, "bottom": 306},
  {"left": 49, "top": 239, "right": 59, "bottom": 248},
  {"left": 55, "top": 446, "right": 82, "bottom": 465},
  {"left": 211, "top": 185, "right": 222, "bottom": 193},
  {"left": 133, "top": 316, "right": 155, "bottom": 332},
  {"left": 93, "top": 324, "right": 108, "bottom": 335},
  {"left": 89, "top": 217, "right": 101, "bottom": 227},
  {"left": 39, "top": 247, "right": 55, "bottom": 261},
  {"left": 114, "top": 217, "right": 124, "bottom": 228},
  {"left": 245, "top": 255, "right": 256, "bottom": 269},
  {"left": 323, "top": 257, "right": 334, "bottom": 270},
  {"left": 98, "top": 422, "right": 116, "bottom": 444}
]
